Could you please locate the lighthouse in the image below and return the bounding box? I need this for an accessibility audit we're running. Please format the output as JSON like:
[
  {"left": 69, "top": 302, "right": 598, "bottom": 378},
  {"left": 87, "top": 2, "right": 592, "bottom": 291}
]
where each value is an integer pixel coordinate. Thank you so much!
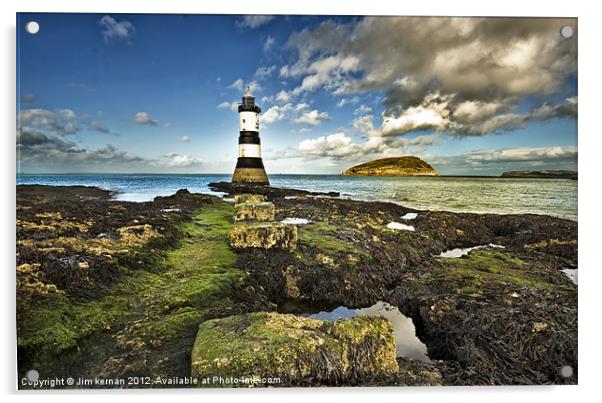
[{"left": 232, "top": 87, "right": 270, "bottom": 184}]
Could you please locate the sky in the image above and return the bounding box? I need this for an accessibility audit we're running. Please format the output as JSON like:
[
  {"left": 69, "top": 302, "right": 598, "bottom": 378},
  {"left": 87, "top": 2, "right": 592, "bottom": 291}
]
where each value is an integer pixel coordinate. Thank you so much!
[{"left": 16, "top": 14, "right": 578, "bottom": 175}]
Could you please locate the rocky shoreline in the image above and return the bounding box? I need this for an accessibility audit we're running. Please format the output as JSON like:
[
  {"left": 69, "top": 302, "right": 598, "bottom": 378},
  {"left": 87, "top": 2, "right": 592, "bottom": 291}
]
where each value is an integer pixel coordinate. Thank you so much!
[{"left": 17, "top": 183, "right": 577, "bottom": 387}]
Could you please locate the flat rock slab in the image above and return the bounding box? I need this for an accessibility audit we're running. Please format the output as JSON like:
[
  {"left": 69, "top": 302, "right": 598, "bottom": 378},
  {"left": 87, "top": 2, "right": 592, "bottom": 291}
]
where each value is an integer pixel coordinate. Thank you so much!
[
  {"left": 191, "top": 312, "right": 398, "bottom": 386},
  {"left": 234, "top": 194, "right": 267, "bottom": 204},
  {"left": 234, "top": 202, "right": 275, "bottom": 222},
  {"left": 229, "top": 222, "right": 298, "bottom": 251}
]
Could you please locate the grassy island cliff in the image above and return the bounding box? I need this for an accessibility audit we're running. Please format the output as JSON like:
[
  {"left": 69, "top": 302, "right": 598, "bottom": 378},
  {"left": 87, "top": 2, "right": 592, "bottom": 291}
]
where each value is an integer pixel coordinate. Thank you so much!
[{"left": 342, "top": 156, "right": 439, "bottom": 177}]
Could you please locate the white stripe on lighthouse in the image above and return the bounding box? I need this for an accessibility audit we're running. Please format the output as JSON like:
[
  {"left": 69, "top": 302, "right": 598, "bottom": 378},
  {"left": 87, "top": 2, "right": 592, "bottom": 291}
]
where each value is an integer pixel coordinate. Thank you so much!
[
  {"left": 240, "top": 111, "right": 259, "bottom": 132},
  {"left": 239, "top": 143, "right": 261, "bottom": 158}
]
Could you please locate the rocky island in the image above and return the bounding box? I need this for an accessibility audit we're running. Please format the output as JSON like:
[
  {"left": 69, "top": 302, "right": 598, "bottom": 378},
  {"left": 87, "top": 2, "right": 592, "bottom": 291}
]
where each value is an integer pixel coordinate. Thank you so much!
[
  {"left": 501, "top": 170, "right": 577, "bottom": 179},
  {"left": 341, "top": 156, "right": 439, "bottom": 177},
  {"left": 17, "top": 183, "right": 577, "bottom": 388}
]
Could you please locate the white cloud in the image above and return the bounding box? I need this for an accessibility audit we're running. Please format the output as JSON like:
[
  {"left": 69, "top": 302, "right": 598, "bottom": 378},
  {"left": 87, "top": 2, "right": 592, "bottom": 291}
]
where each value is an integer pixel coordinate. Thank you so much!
[
  {"left": 294, "top": 110, "right": 330, "bottom": 126},
  {"left": 247, "top": 80, "right": 262, "bottom": 93},
  {"left": 228, "top": 79, "right": 244, "bottom": 92},
  {"left": 262, "top": 104, "right": 292, "bottom": 124},
  {"left": 229, "top": 78, "right": 261, "bottom": 94},
  {"left": 352, "top": 114, "right": 378, "bottom": 137},
  {"left": 354, "top": 105, "right": 372, "bottom": 115},
  {"left": 295, "top": 132, "right": 435, "bottom": 162},
  {"left": 238, "top": 15, "right": 274, "bottom": 29},
  {"left": 180, "top": 136, "right": 191, "bottom": 142},
  {"left": 427, "top": 146, "right": 577, "bottom": 174},
  {"left": 336, "top": 96, "right": 359, "bottom": 108},
  {"left": 275, "top": 90, "right": 291, "bottom": 103},
  {"left": 453, "top": 100, "right": 505, "bottom": 124},
  {"left": 381, "top": 93, "right": 452, "bottom": 136},
  {"left": 263, "top": 36, "right": 275, "bottom": 52},
  {"left": 163, "top": 122, "right": 172, "bottom": 128},
  {"left": 255, "top": 65, "right": 276, "bottom": 79},
  {"left": 295, "top": 103, "right": 309, "bottom": 111},
  {"left": 161, "top": 153, "right": 203, "bottom": 168},
  {"left": 99, "top": 15, "right": 135, "bottom": 43},
  {"left": 133, "top": 112, "right": 159, "bottom": 126},
  {"left": 465, "top": 146, "right": 577, "bottom": 163},
  {"left": 217, "top": 101, "right": 239, "bottom": 111},
  {"left": 285, "top": 55, "right": 360, "bottom": 95}
]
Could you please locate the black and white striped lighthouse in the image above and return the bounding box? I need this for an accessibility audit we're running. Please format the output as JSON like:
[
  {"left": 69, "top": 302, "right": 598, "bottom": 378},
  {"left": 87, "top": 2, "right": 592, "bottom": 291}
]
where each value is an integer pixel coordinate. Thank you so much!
[{"left": 232, "top": 87, "right": 269, "bottom": 184}]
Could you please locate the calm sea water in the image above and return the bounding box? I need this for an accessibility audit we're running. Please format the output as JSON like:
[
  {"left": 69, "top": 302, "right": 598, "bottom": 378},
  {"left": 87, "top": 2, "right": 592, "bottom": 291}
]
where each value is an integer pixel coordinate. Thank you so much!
[{"left": 16, "top": 174, "right": 577, "bottom": 221}]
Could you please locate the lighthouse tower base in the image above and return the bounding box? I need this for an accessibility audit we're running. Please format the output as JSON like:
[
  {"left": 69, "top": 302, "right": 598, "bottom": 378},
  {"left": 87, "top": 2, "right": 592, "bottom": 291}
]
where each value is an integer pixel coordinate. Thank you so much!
[{"left": 232, "top": 158, "right": 269, "bottom": 184}]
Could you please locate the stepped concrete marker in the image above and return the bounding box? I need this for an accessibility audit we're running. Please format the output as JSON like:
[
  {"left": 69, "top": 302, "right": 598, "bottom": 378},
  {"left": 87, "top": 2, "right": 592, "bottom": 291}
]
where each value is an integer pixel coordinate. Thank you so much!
[
  {"left": 234, "top": 202, "right": 275, "bottom": 222},
  {"left": 229, "top": 222, "right": 298, "bottom": 251},
  {"left": 234, "top": 194, "right": 267, "bottom": 204}
]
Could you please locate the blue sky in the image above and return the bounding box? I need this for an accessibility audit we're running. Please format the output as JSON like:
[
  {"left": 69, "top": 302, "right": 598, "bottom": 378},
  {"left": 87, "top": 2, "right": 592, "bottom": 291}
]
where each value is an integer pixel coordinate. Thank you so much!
[{"left": 17, "top": 14, "right": 577, "bottom": 175}]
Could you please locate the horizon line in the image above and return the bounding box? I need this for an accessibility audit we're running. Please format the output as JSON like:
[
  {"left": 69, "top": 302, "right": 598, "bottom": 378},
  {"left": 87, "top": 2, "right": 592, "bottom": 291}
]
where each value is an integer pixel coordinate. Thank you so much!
[{"left": 16, "top": 172, "right": 571, "bottom": 178}]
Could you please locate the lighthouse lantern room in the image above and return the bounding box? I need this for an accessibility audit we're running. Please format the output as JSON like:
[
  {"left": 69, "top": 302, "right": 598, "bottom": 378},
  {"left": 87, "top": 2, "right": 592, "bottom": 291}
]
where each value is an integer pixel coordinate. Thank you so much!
[{"left": 232, "top": 87, "right": 269, "bottom": 184}]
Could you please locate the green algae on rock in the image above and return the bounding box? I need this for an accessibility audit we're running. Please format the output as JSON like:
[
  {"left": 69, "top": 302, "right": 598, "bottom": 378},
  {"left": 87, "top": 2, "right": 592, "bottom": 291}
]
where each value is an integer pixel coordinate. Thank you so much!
[
  {"left": 17, "top": 186, "right": 245, "bottom": 384},
  {"left": 234, "top": 194, "right": 267, "bottom": 204},
  {"left": 191, "top": 312, "right": 398, "bottom": 386},
  {"left": 431, "top": 249, "right": 574, "bottom": 296},
  {"left": 234, "top": 202, "right": 276, "bottom": 222},
  {"left": 229, "top": 222, "right": 298, "bottom": 251}
]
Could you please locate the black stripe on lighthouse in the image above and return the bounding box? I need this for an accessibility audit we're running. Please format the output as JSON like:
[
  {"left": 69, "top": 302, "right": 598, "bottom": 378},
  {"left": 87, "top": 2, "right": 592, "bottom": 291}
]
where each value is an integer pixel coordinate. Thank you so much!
[
  {"left": 235, "top": 157, "right": 265, "bottom": 169},
  {"left": 238, "top": 131, "right": 260, "bottom": 145}
]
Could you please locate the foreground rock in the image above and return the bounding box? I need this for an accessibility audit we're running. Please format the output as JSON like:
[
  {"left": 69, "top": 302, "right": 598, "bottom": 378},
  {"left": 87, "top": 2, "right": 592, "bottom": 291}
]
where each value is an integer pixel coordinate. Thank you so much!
[
  {"left": 191, "top": 312, "right": 399, "bottom": 386},
  {"left": 17, "top": 184, "right": 578, "bottom": 387},
  {"left": 209, "top": 181, "right": 340, "bottom": 198},
  {"left": 16, "top": 185, "right": 234, "bottom": 387},
  {"left": 342, "top": 156, "right": 439, "bottom": 177},
  {"left": 214, "top": 181, "right": 577, "bottom": 385},
  {"left": 229, "top": 222, "right": 298, "bottom": 251}
]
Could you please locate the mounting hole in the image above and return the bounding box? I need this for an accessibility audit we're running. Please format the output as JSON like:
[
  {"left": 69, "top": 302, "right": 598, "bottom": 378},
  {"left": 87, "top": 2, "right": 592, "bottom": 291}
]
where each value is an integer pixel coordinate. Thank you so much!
[
  {"left": 25, "top": 21, "right": 39, "bottom": 34},
  {"left": 559, "top": 365, "right": 574, "bottom": 378},
  {"left": 560, "top": 25, "right": 573, "bottom": 39},
  {"left": 25, "top": 369, "right": 40, "bottom": 382}
]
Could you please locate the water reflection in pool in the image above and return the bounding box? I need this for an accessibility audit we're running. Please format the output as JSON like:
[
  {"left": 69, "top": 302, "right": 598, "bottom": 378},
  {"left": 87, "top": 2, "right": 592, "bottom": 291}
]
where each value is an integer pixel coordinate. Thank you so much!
[{"left": 308, "top": 301, "right": 431, "bottom": 363}]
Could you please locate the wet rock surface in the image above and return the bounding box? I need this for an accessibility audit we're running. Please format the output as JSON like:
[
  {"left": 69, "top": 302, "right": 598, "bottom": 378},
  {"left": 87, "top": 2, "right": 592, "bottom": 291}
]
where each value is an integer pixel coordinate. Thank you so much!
[
  {"left": 233, "top": 202, "right": 276, "bottom": 222},
  {"left": 17, "top": 183, "right": 577, "bottom": 387},
  {"left": 213, "top": 181, "right": 578, "bottom": 385},
  {"left": 16, "top": 186, "right": 220, "bottom": 386},
  {"left": 234, "top": 194, "right": 267, "bottom": 204},
  {"left": 191, "top": 312, "right": 399, "bottom": 386},
  {"left": 229, "top": 222, "right": 298, "bottom": 252}
]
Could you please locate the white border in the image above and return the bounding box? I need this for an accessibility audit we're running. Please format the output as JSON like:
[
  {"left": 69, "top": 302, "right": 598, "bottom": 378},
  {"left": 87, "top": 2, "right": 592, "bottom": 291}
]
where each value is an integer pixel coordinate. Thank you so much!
[{"left": 3, "top": 1, "right": 600, "bottom": 402}]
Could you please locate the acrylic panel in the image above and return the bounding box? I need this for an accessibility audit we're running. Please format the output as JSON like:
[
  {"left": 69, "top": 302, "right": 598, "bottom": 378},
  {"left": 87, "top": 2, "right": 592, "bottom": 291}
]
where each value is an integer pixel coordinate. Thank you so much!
[{"left": 16, "top": 13, "right": 577, "bottom": 389}]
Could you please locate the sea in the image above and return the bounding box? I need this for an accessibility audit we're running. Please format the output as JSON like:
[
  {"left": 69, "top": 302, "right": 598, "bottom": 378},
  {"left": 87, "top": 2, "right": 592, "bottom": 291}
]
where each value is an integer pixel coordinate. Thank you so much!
[{"left": 16, "top": 174, "right": 577, "bottom": 221}]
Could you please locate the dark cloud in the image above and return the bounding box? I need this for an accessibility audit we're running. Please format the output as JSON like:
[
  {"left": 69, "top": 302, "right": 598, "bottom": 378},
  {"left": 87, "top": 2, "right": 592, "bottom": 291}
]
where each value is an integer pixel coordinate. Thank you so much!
[
  {"left": 17, "top": 128, "right": 143, "bottom": 167},
  {"left": 20, "top": 93, "right": 37, "bottom": 104},
  {"left": 89, "top": 121, "right": 110, "bottom": 134},
  {"left": 17, "top": 127, "right": 202, "bottom": 172},
  {"left": 18, "top": 108, "right": 113, "bottom": 135},
  {"left": 283, "top": 17, "right": 577, "bottom": 137}
]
